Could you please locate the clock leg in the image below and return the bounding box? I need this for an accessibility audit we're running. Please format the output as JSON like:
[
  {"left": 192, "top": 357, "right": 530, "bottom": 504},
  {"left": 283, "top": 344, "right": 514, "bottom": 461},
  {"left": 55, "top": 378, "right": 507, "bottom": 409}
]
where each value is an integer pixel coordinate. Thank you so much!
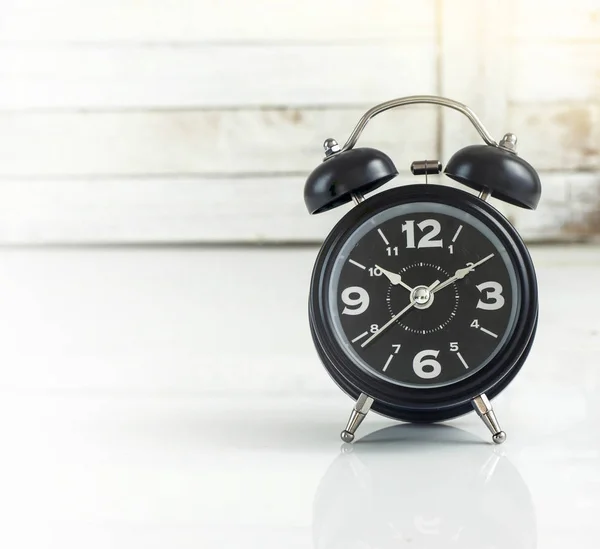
[
  {"left": 340, "top": 393, "right": 374, "bottom": 443},
  {"left": 472, "top": 394, "right": 507, "bottom": 444}
]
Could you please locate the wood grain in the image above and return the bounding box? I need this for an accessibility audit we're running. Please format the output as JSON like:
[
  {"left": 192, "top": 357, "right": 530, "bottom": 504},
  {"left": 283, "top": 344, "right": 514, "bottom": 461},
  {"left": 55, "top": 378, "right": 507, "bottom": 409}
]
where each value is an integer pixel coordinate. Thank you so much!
[
  {"left": 439, "top": 0, "right": 510, "bottom": 161},
  {"left": 508, "top": 103, "right": 600, "bottom": 171},
  {"left": 510, "top": 44, "right": 600, "bottom": 103},
  {"left": 0, "top": 173, "right": 592, "bottom": 244},
  {"left": 1, "top": 0, "right": 598, "bottom": 244},
  {"left": 0, "top": 0, "right": 436, "bottom": 42},
  {"left": 1, "top": 103, "right": 591, "bottom": 177},
  {"left": 505, "top": 172, "right": 600, "bottom": 241},
  {"left": 0, "top": 44, "right": 436, "bottom": 109},
  {"left": 513, "top": 0, "right": 600, "bottom": 40},
  {"left": 0, "top": 108, "right": 438, "bottom": 176}
]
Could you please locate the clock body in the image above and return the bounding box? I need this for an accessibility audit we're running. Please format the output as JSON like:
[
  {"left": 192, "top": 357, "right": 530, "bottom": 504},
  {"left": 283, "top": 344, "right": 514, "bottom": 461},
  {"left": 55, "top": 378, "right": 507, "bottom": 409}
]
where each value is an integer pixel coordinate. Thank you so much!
[{"left": 309, "top": 184, "right": 538, "bottom": 422}]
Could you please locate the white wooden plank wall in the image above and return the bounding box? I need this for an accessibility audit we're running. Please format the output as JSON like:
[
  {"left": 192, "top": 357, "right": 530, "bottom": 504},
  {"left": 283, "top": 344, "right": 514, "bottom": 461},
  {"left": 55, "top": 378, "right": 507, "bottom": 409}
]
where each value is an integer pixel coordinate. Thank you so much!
[{"left": 0, "top": 0, "right": 598, "bottom": 244}]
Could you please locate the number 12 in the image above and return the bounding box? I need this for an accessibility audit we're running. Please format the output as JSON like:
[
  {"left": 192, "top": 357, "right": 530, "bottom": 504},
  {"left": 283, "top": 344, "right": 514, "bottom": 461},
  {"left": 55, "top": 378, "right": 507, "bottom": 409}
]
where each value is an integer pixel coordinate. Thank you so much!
[{"left": 401, "top": 219, "right": 443, "bottom": 249}]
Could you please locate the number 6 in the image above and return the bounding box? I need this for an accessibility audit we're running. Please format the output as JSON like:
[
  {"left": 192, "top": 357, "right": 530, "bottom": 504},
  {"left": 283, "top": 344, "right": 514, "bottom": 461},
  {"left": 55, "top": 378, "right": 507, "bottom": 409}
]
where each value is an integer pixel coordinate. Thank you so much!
[{"left": 413, "top": 350, "right": 442, "bottom": 379}]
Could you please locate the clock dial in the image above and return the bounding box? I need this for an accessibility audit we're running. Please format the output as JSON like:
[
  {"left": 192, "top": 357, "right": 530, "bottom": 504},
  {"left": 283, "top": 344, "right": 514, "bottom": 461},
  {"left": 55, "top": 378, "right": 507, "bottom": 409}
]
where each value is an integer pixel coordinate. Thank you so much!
[{"left": 327, "top": 202, "right": 520, "bottom": 388}]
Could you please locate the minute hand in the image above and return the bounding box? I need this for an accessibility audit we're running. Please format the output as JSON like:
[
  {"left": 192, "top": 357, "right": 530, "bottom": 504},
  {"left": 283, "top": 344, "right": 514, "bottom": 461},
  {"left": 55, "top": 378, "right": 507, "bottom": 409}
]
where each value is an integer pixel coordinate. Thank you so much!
[{"left": 432, "top": 253, "right": 495, "bottom": 294}]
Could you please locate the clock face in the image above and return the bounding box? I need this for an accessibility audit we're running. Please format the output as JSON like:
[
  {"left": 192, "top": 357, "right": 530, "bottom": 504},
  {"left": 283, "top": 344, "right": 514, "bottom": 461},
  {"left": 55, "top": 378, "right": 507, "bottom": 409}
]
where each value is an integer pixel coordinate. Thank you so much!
[{"left": 326, "top": 202, "right": 520, "bottom": 388}]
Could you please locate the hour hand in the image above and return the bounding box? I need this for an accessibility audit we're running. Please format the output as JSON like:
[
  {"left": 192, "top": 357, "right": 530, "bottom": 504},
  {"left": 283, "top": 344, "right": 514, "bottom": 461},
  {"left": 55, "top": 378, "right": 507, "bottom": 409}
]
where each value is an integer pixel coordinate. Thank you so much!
[
  {"left": 454, "top": 263, "right": 476, "bottom": 280},
  {"left": 374, "top": 265, "right": 413, "bottom": 292}
]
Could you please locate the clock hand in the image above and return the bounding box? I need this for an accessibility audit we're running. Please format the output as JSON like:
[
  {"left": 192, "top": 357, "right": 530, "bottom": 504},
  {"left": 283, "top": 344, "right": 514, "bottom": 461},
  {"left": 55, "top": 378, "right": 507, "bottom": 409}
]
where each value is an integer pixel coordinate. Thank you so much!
[
  {"left": 361, "top": 279, "right": 440, "bottom": 348},
  {"left": 432, "top": 253, "right": 495, "bottom": 294},
  {"left": 374, "top": 264, "right": 413, "bottom": 292},
  {"left": 361, "top": 301, "right": 414, "bottom": 348}
]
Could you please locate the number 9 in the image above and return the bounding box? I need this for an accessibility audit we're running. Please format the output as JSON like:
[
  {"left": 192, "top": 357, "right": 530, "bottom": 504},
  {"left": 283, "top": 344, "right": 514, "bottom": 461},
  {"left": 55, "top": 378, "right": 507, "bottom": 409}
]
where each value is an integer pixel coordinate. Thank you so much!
[{"left": 341, "top": 286, "right": 370, "bottom": 315}]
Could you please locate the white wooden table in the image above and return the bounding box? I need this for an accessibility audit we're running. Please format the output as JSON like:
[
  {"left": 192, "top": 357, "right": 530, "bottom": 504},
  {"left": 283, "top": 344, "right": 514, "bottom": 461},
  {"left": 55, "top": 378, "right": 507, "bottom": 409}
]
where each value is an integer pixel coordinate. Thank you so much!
[{"left": 0, "top": 246, "right": 598, "bottom": 548}]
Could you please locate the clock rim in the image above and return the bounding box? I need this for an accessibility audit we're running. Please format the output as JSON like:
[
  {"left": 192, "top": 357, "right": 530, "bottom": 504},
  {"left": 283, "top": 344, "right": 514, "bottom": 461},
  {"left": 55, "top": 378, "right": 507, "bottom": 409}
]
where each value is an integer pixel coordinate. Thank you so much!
[{"left": 308, "top": 184, "right": 538, "bottom": 421}]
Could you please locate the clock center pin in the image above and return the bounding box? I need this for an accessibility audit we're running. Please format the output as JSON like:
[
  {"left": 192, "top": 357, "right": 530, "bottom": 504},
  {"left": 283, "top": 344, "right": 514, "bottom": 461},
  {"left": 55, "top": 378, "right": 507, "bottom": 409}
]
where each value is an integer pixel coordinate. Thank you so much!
[{"left": 411, "top": 285, "right": 434, "bottom": 310}]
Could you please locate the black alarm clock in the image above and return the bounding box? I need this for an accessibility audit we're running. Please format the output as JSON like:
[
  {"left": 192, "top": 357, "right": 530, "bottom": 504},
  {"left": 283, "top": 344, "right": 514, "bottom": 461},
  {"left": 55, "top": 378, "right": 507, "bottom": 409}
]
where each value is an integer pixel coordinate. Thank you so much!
[{"left": 305, "top": 96, "right": 541, "bottom": 444}]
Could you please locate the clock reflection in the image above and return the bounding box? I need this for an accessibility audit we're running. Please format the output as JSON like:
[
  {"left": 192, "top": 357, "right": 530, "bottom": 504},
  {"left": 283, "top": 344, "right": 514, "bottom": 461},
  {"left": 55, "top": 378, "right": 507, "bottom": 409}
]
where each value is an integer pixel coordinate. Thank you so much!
[{"left": 313, "top": 424, "right": 536, "bottom": 549}]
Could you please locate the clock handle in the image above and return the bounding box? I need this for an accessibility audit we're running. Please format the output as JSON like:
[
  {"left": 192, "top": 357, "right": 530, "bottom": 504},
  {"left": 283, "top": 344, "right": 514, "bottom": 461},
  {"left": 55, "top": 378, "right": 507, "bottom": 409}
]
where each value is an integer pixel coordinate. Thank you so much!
[
  {"left": 339, "top": 95, "right": 499, "bottom": 152},
  {"left": 305, "top": 95, "right": 540, "bottom": 214}
]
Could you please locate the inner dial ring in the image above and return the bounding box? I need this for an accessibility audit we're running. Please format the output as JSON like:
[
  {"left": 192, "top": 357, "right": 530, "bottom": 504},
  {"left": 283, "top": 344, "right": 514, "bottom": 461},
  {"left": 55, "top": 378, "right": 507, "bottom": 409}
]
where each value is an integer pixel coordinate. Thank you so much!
[{"left": 386, "top": 263, "right": 459, "bottom": 335}]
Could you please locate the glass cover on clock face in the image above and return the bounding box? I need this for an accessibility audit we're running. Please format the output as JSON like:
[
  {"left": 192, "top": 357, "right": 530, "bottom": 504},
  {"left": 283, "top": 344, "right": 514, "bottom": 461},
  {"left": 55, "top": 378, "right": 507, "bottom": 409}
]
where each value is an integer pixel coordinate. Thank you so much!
[{"left": 327, "top": 202, "right": 520, "bottom": 388}]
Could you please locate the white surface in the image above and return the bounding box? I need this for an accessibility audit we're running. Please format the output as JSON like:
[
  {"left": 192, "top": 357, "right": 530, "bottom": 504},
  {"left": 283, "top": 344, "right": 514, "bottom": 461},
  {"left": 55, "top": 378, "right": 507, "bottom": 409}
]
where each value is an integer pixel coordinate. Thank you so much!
[
  {"left": 0, "top": 245, "right": 599, "bottom": 548},
  {"left": 1, "top": 0, "right": 599, "bottom": 243}
]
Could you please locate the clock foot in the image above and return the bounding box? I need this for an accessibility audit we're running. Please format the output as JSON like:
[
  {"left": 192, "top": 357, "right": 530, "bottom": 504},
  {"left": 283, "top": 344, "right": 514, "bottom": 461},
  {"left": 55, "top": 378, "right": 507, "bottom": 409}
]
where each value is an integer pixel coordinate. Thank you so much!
[
  {"left": 472, "top": 393, "right": 506, "bottom": 444},
  {"left": 340, "top": 393, "right": 374, "bottom": 443}
]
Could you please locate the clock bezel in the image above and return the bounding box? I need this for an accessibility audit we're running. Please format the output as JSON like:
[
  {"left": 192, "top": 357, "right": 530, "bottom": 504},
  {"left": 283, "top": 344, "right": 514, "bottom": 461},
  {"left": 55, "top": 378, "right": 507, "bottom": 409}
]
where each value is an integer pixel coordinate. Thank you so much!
[{"left": 309, "top": 184, "right": 538, "bottom": 422}]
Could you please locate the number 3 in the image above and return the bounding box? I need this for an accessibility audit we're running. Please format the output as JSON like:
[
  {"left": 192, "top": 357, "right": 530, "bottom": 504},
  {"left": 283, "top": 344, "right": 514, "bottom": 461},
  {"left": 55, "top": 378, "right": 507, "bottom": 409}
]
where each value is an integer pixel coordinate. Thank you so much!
[{"left": 476, "top": 282, "right": 505, "bottom": 310}]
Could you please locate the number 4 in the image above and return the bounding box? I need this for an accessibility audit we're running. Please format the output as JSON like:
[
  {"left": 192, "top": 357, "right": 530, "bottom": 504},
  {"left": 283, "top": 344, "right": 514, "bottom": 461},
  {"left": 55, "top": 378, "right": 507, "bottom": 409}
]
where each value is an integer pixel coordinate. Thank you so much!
[{"left": 471, "top": 319, "right": 480, "bottom": 329}]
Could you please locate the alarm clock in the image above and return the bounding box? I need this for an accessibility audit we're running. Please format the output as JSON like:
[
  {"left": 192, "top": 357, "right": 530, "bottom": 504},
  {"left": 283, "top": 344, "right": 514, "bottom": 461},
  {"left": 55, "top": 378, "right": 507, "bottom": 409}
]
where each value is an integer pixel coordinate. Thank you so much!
[{"left": 305, "top": 96, "right": 541, "bottom": 444}]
